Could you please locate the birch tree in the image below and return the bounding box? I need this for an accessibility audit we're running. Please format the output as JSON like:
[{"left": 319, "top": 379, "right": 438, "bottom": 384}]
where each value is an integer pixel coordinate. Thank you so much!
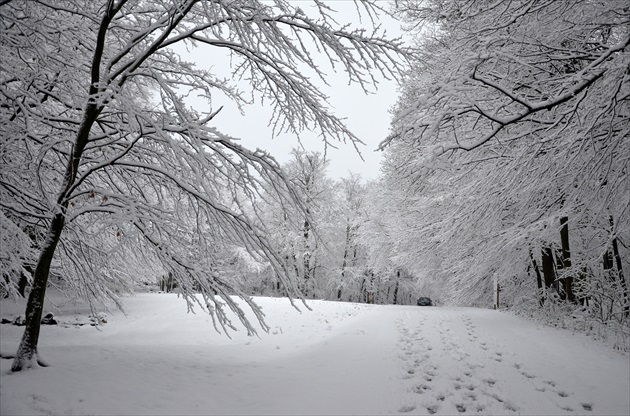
[{"left": 0, "top": 0, "right": 406, "bottom": 371}]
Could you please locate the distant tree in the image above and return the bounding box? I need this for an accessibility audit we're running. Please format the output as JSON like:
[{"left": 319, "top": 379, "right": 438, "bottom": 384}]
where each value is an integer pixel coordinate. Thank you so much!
[
  {"left": 267, "top": 149, "right": 336, "bottom": 298},
  {"left": 335, "top": 173, "right": 365, "bottom": 301},
  {"left": 0, "top": 0, "right": 406, "bottom": 371}
]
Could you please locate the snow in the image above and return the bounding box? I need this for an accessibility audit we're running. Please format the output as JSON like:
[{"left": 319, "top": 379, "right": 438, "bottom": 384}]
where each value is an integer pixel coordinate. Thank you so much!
[{"left": 1, "top": 293, "right": 628, "bottom": 415}]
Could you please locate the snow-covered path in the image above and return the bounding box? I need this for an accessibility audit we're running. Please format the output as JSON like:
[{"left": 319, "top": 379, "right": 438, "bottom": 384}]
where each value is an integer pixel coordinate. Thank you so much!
[
  {"left": 1, "top": 294, "right": 628, "bottom": 415},
  {"left": 392, "top": 308, "right": 628, "bottom": 415}
]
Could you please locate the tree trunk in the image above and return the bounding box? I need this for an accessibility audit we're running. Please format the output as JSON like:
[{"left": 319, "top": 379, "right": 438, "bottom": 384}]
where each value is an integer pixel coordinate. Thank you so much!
[
  {"left": 11, "top": 95, "right": 102, "bottom": 371},
  {"left": 359, "top": 276, "right": 365, "bottom": 303},
  {"left": 339, "top": 223, "right": 351, "bottom": 301},
  {"left": 11, "top": 213, "right": 65, "bottom": 371},
  {"left": 393, "top": 280, "right": 399, "bottom": 305},
  {"left": 302, "top": 215, "right": 311, "bottom": 292},
  {"left": 610, "top": 216, "right": 629, "bottom": 317},
  {"left": 603, "top": 250, "right": 614, "bottom": 271},
  {"left": 541, "top": 246, "right": 556, "bottom": 291},
  {"left": 559, "top": 217, "right": 575, "bottom": 302},
  {"left": 529, "top": 249, "right": 544, "bottom": 306},
  {"left": 17, "top": 272, "right": 29, "bottom": 298}
]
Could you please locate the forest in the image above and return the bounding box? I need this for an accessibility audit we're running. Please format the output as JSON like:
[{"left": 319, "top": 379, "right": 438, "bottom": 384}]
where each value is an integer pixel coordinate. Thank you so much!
[{"left": 1, "top": 0, "right": 628, "bottom": 372}]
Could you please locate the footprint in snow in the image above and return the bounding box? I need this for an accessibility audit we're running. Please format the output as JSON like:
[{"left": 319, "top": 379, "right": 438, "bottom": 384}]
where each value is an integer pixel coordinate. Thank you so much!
[
  {"left": 398, "top": 404, "right": 416, "bottom": 413},
  {"left": 483, "top": 378, "right": 496, "bottom": 386},
  {"left": 556, "top": 390, "right": 570, "bottom": 398},
  {"left": 413, "top": 383, "right": 432, "bottom": 394},
  {"left": 581, "top": 403, "right": 593, "bottom": 412}
]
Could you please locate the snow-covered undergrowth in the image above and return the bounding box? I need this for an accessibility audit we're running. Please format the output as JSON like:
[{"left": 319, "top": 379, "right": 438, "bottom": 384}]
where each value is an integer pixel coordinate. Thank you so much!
[
  {"left": 503, "top": 288, "right": 630, "bottom": 353},
  {"left": 1, "top": 293, "right": 629, "bottom": 415}
]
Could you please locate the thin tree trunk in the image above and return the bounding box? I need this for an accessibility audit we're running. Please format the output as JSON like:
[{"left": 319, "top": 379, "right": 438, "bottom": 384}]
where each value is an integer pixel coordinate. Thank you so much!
[
  {"left": 302, "top": 215, "right": 311, "bottom": 294},
  {"left": 559, "top": 217, "right": 575, "bottom": 302},
  {"left": 338, "top": 223, "right": 351, "bottom": 301},
  {"left": 541, "top": 246, "right": 556, "bottom": 291},
  {"left": 529, "top": 249, "right": 544, "bottom": 306},
  {"left": 393, "top": 280, "right": 399, "bottom": 305},
  {"left": 359, "top": 276, "right": 365, "bottom": 303},
  {"left": 17, "top": 272, "right": 29, "bottom": 298},
  {"left": 603, "top": 250, "right": 614, "bottom": 271},
  {"left": 610, "top": 216, "right": 629, "bottom": 317}
]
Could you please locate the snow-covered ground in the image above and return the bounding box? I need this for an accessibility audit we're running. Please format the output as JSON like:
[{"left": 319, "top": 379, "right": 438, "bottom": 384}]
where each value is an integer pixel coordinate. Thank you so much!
[{"left": 1, "top": 293, "right": 628, "bottom": 415}]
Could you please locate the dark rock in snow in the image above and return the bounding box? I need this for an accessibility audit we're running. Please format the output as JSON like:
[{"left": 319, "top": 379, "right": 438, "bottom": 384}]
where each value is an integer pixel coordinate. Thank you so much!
[
  {"left": 89, "top": 312, "right": 107, "bottom": 325},
  {"left": 41, "top": 313, "right": 57, "bottom": 325},
  {"left": 12, "top": 315, "right": 25, "bottom": 326}
]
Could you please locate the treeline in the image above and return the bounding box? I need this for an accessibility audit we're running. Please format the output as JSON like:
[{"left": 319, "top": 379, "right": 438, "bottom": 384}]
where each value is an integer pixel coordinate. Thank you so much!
[{"left": 368, "top": 0, "right": 629, "bottom": 347}]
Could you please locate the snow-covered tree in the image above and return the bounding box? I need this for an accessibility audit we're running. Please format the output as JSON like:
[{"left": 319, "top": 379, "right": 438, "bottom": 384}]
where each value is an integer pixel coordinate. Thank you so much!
[
  {"left": 0, "top": 0, "right": 406, "bottom": 371},
  {"left": 260, "top": 149, "right": 338, "bottom": 298},
  {"left": 333, "top": 173, "right": 366, "bottom": 301},
  {"left": 377, "top": 0, "right": 629, "bottom": 322}
]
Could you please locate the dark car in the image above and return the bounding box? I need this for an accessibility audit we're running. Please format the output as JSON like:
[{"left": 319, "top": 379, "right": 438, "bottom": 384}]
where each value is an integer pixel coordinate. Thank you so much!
[{"left": 416, "top": 297, "right": 433, "bottom": 306}]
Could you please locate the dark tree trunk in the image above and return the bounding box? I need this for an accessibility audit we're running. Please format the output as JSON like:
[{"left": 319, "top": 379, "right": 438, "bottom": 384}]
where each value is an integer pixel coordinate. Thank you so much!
[
  {"left": 11, "top": 213, "right": 65, "bottom": 371},
  {"left": 610, "top": 216, "right": 629, "bottom": 317},
  {"left": 338, "top": 223, "right": 351, "bottom": 301},
  {"left": 603, "top": 250, "right": 614, "bottom": 271},
  {"left": 12, "top": 97, "right": 102, "bottom": 371},
  {"left": 302, "top": 215, "right": 312, "bottom": 297},
  {"left": 559, "top": 217, "right": 575, "bottom": 302},
  {"left": 529, "top": 249, "right": 544, "bottom": 306},
  {"left": 393, "top": 280, "right": 399, "bottom": 305},
  {"left": 541, "top": 246, "right": 557, "bottom": 291},
  {"left": 17, "top": 272, "right": 29, "bottom": 298},
  {"left": 359, "top": 276, "right": 365, "bottom": 303}
]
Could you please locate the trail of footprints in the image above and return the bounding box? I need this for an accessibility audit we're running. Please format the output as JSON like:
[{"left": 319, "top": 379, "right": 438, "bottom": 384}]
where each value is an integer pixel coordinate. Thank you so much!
[
  {"left": 395, "top": 312, "right": 595, "bottom": 415},
  {"left": 396, "top": 313, "right": 488, "bottom": 415}
]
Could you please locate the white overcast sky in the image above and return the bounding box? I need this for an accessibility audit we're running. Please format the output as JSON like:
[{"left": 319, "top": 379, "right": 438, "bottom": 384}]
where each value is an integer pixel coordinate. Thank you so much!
[{"left": 183, "top": 1, "right": 405, "bottom": 181}]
